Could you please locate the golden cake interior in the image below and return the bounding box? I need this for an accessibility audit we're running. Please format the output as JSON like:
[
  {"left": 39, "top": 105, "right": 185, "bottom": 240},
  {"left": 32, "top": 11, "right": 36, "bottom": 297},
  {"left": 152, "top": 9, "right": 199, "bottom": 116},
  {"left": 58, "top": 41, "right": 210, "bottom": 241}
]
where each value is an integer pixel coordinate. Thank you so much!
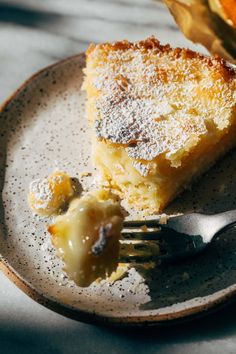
[{"left": 83, "top": 37, "right": 236, "bottom": 213}]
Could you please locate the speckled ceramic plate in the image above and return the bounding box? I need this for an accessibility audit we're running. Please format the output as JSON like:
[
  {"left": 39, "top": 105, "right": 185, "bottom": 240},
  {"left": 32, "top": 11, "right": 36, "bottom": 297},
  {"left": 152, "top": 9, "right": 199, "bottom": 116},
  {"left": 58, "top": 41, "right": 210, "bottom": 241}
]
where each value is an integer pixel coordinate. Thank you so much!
[{"left": 1, "top": 53, "right": 236, "bottom": 326}]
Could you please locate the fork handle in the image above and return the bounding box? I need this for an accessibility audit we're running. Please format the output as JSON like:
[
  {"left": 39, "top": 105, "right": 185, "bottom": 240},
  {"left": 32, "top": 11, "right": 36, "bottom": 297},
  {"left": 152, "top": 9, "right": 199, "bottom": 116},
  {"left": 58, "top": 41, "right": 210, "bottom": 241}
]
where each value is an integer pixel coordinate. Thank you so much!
[{"left": 211, "top": 209, "right": 236, "bottom": 235}]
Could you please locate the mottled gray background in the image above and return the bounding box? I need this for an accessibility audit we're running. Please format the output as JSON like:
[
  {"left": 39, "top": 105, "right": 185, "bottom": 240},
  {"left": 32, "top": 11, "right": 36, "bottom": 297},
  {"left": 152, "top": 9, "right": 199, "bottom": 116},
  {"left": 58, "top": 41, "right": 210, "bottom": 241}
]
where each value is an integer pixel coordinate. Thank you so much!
[{"left": 1, "top": 1, "right": 236, "bottom": 353}]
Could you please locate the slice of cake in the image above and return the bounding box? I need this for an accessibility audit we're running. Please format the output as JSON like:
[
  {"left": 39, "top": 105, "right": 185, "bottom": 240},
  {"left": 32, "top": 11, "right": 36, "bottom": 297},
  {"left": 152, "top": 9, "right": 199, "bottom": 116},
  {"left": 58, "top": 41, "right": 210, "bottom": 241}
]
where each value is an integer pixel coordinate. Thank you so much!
[{"left": 83, "top": 37, "right": 236, "bottom": 213}]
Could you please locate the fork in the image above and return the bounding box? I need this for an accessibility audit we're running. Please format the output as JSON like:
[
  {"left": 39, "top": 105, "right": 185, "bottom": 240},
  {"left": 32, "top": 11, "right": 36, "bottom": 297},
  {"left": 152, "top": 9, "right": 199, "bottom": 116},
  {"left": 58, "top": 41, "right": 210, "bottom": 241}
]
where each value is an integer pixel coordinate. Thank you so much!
[{"left": 119, "top": 210, "right": 236, "bottom": 263}]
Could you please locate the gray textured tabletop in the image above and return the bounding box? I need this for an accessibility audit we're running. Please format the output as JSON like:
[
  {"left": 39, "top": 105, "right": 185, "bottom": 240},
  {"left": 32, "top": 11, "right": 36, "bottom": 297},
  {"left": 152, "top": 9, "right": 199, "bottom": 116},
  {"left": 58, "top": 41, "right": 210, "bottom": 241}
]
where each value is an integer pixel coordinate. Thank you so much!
[{"left": 1, "top": 1, "right": 236, "bottom": 353}]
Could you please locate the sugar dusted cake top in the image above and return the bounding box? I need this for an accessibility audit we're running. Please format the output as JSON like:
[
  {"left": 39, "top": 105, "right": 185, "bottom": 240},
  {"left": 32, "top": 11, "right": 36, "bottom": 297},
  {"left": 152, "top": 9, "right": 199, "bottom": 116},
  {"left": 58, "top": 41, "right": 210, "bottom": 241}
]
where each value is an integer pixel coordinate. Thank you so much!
[{"left": 84, "top": 37, "right": 236, "bottom": 168}]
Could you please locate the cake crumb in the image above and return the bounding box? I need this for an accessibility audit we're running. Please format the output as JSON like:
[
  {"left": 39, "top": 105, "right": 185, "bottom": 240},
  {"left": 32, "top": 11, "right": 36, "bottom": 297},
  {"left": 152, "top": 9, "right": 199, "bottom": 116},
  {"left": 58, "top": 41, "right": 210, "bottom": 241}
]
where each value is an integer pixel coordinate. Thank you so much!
[
  {"left": 79, "top": 172, "right": 92, "bottom": 178},
  {"left": 159, "top": 213, "right": 169, "bottom": 224},
  {"left": 140, "top": 225, "right": 148, "bottom": 232},
  {"left": 28, "top": 171, "right": 74, "bottom": 217},
  {"left": 182, "top": 272, "right": 190, "bottom": 281}
]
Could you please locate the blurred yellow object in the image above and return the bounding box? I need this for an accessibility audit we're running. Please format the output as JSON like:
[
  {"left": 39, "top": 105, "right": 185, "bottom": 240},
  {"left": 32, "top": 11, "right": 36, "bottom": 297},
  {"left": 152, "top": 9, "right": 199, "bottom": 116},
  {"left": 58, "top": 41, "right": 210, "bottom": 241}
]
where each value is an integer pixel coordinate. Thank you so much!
[
  {"left": 28, "top": 171, "right": 74, "bottom": 216},
  {"left": 209, "top": 0, "right": 236, "bottom": 27},
  {"left": 164, "top": 0, "right": 236, "bottom": 63}
]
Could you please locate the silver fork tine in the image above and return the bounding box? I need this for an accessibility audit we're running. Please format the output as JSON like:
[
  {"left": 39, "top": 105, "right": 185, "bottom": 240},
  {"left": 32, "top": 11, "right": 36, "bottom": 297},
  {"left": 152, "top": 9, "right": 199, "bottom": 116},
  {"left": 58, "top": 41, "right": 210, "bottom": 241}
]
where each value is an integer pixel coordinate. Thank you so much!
[
  {"left": 121, "top": 214, "right": 208, "bottom": 263},
  {"left": 120, "top": 210, "right": 236, "bottom": 263},
  {"left": 122, "top": 231, "right": 164, "bottom": 240},
  {"left": 123, "top": 219, "right": 162, "bottom": 228},
  {"left": 120, "top": 232, "right": 202, "bottom": 263}
]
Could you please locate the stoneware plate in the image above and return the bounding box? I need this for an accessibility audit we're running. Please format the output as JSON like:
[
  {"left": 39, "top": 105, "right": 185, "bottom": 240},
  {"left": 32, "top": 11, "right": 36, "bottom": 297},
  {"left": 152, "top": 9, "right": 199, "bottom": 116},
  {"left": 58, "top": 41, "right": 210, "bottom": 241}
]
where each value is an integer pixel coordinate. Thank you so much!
[{"left": 1, "top": 53, "right": 236, "bottom": 327}]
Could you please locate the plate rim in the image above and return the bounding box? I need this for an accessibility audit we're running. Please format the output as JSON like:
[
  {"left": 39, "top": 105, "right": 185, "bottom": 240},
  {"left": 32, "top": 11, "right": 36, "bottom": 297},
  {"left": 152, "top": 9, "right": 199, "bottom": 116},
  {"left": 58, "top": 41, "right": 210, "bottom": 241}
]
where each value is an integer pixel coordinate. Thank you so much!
[{"left": 1, "top": 53, "right": 236, "bottom": 326}]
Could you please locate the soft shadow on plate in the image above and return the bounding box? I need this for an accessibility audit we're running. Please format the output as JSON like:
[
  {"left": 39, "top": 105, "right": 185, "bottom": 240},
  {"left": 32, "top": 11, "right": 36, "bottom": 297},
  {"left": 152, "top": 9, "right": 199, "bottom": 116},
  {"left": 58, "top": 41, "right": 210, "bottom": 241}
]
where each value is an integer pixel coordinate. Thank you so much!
[
  {"left": 166, "top": 148, "right": 236, "bottom": 215},
  {"left": 138, "top": 227, "right": 236, "bottom": 310},
  {"left": 137, "top": 148, "right": 236, "bottom": 310}
]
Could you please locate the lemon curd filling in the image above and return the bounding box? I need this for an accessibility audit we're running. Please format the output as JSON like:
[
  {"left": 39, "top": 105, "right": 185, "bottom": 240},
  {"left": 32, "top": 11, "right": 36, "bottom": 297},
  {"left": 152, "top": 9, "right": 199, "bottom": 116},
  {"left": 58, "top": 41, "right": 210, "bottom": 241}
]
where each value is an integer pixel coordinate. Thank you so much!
[{"left": 48, "top": 190, "right": 124, "bottom": 287}]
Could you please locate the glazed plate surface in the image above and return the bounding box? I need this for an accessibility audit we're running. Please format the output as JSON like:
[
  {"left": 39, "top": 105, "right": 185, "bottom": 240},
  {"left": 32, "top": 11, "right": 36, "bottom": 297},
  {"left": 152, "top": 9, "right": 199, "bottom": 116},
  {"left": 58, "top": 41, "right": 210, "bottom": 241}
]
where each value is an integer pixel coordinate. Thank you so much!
[{"left": 1, "top": 54, "right": 236, "bottom": 326}]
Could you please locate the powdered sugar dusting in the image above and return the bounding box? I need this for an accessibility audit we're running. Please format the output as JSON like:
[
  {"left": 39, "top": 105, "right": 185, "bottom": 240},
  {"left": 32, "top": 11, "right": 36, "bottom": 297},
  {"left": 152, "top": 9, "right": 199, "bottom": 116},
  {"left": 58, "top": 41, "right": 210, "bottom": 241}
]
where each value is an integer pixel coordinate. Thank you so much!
[
  {"left": 29, "top": 178, "right": 53, "bottom": 210},
  {"left": 132, "top": 161, "right": 152, "bottom": 177},
  {"left": 28, "top": 172, "right": 74, "bottom": 215},
  {"left": 86, "top": 40, "right": 236, "bottom": 175}
]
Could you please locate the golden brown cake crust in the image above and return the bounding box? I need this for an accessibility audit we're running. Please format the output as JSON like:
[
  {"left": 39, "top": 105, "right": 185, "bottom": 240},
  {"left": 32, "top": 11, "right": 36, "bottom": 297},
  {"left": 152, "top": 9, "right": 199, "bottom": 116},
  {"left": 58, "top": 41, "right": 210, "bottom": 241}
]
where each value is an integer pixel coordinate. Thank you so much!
[{"left": 86, "top": 37, "right": 235, "bottom": 81}]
